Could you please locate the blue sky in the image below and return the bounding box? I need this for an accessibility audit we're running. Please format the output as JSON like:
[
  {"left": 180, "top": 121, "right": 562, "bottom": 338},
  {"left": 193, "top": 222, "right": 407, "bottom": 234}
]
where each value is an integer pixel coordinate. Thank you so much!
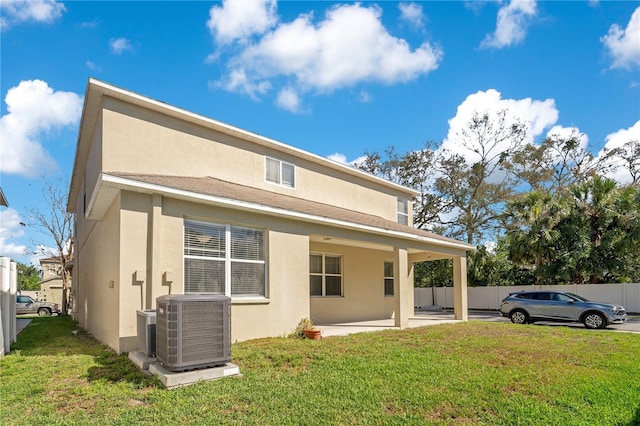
[{"left": 1, "top": 0, "right": 639, "bottom": 265}]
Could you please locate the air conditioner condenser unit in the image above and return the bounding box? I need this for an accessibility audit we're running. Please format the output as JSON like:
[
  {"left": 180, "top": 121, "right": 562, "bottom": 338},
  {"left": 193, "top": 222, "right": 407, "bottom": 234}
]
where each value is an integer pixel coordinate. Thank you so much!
[{"left": 155, "top": 294, "right": 231, "bottom": 372}]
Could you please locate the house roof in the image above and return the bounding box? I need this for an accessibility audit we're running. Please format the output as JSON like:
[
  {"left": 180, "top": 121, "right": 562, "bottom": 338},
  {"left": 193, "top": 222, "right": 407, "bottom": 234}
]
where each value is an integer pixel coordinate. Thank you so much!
[
  {"left": 39, "top": 256, "right": 63, "bottom": 264},
  {"left": 68, "top": 78, "right": 418, "bottom": 211},
  {"left": 105, "top": 172, "right": 474, "bottom": 252},
  {"left": 0, "top": 187, "right": 7, "bottom": 207}
]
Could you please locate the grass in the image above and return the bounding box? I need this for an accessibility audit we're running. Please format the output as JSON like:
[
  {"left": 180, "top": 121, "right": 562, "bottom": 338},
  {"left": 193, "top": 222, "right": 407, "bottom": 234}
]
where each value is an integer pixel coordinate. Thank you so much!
[{"left": 1, "top": 317, "right": 639, "bottom": 425}]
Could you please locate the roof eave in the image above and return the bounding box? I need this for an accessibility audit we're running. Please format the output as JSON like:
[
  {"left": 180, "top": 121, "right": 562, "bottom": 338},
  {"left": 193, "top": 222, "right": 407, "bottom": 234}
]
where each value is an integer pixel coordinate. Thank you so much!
[{"left": 94, "top": 173, "right": 472, "bottom": 252}]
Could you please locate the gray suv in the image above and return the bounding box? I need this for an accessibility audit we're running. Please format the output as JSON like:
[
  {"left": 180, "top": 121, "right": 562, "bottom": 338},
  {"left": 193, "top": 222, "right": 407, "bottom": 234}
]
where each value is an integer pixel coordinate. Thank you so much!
[{"left": 500, "top": 291, "right": 626, "bottom": 329}]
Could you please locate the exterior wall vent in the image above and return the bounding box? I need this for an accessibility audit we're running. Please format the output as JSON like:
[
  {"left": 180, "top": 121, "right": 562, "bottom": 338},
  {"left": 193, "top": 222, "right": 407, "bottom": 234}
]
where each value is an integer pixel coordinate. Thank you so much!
[{"left": 155, "top": 294, "right": 231, "bottom": 372}]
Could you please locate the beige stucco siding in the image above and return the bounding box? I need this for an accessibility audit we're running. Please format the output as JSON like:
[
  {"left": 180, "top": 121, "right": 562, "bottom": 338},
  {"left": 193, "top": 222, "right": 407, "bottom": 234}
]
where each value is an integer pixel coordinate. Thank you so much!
[
  {"left": 85, "top": 110, "right": 103, "bottom": 208},
  {"left": 109, "top": 192, "right": 312, "bottom": 349},
  {"left": 100, "top": 98, "right": 408, "bottom": 222},
  {"left": 117, "top": 192, "right": 153, "bottom": 352},
  {"left": 74, "top": 192, "right": 122, "bottom": 352},
  {"left": 309, "top": 242, "right": 397, "bottom": 324}
]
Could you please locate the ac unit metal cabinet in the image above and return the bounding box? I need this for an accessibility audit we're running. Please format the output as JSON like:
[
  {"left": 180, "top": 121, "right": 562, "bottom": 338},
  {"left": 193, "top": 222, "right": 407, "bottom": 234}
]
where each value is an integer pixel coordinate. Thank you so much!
[
  {"left": 155, "top": 294, "right": 231, "bottom": 372},
  {"left": 136, "top": 309, "right": 157, "bottom": 356}
]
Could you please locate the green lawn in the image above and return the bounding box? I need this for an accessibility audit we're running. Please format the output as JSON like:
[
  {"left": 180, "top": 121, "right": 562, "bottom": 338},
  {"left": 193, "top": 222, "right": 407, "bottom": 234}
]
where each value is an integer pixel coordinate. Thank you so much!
[{"left": 1, "top": 316, "right": 639, "bottom": 425}]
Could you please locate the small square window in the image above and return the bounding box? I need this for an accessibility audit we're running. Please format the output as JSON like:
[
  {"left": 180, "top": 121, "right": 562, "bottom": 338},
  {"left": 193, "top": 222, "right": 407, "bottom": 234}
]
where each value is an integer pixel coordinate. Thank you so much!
[
  {"left": 265, "top": 157, "right": 295, "bottom": 188},
  {"left": 309, "top": 253, "right": 343, "bottom": 297}
]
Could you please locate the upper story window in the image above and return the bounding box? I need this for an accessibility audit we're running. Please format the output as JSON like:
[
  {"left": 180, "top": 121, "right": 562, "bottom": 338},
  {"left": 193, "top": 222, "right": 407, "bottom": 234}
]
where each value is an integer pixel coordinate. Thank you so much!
[
  {"left": 184, "top": 219, "right": 265, "bottom": 298},
  {"left": 266, "top": 157, "right": 295, "bottom": 188},
  {"left": 397, "top": 198, "right": 409, "bottom": 225}
]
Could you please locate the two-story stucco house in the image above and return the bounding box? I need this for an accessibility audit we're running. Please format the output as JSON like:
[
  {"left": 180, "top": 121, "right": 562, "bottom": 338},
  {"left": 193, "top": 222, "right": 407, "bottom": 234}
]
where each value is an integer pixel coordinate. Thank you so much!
[{"left": 67, "top": 79, "right": 473, "bottom": 354}]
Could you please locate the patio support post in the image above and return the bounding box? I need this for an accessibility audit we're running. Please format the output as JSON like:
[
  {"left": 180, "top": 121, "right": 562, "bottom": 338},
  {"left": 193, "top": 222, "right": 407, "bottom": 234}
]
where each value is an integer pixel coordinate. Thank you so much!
[
  {"left": 393, "top": 246, "right": 410, "bottom": 329},
  {"left": 452, "top": 255, "right": 468, "bottom": 321}
]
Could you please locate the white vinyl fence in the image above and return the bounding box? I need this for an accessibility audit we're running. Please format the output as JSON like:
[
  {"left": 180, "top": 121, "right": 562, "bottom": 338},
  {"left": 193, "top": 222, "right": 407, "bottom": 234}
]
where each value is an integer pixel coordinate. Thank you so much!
[
  {"left": 0, "top": 257, "right": 18, "bottom": 358},
  {"left": 415, "top": 283, "right": 640, "bottom": 314}
]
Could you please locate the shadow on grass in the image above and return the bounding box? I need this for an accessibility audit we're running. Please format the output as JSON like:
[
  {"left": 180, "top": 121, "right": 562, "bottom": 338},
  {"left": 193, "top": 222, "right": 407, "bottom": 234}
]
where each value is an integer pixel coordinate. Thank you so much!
[
  {"left": 624, "top": 404, "right": 640, "bottom": 426},
  {"left": 10, "top": 316, "right": 158, "bottom": 387}
]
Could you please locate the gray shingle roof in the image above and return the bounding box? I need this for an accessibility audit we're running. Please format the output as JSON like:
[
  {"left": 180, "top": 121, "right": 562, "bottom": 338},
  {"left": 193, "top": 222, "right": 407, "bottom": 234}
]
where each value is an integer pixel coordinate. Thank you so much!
[{"left": 109, "top": 172, "right": 471, "bottom": 249}]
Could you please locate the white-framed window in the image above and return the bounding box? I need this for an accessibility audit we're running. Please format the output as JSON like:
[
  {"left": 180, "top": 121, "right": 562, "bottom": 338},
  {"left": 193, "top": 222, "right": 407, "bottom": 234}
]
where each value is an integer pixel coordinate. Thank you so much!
[
  {"left": 384, "top": 261, "right": 394, "bottom": 296},
  {"left": 397, "top": 198, "right": 409, "bottom": 225},
  {"left": 266, "top": 157, "right": 295, "bottom": 188},
  {"left": 184, "top": 219, "right": 265, "bottom": 298},
  {"left": 309, "top": 253, "right": 343, "bottom": 297}
]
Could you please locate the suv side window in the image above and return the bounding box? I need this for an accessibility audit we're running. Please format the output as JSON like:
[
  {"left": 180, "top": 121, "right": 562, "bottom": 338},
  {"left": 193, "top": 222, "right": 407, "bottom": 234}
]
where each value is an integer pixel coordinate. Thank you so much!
[
  {"left": 554, "top": 293, "right": 572, "bottom": 302},
  {"left": 531, "top": 293, "right": 550, "bottom": 300}
]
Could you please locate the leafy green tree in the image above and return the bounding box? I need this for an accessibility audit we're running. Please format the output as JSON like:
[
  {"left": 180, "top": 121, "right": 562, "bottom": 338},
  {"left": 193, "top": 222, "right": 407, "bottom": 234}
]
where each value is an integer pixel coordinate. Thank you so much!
[
  {"left": 463, "top": 237, "right": 536, "bottom": 287},
  {"left": 413, "top": 259, "right": 453, "bottom": 288},
  {"left": 504, "top": 191, "right": 568, "bottom": 283},
  {"left": 564, "top": 177, "right": 640, "bottom": 283},
  {"left": 504, "top": 177, "right": 640, "bottom": 284},
  {"left": 17, "top": 262, "right": 41, "bottom": 291}
]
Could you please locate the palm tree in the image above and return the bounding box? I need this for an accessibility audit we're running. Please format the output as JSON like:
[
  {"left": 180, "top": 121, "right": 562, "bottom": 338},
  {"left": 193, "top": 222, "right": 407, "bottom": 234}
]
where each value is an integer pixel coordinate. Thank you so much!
[{"left": 504, "top": 192, "right": 567, "bottom": 284}]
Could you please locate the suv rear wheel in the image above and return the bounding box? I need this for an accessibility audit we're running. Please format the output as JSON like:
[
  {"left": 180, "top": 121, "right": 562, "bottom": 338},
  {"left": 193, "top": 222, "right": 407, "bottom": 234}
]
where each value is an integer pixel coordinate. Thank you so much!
[
  {"left": 510, "top": 309, "right": 529, "bottom": 324},
  {"left": 583, "top": 312, "right": 606, "bottom": 329}
]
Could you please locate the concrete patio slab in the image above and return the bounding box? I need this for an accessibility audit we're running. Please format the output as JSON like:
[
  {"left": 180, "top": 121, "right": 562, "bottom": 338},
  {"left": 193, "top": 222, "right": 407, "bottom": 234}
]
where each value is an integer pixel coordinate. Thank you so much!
[{"left": 317, "top": 311, "right": 464, "bottom": 338}]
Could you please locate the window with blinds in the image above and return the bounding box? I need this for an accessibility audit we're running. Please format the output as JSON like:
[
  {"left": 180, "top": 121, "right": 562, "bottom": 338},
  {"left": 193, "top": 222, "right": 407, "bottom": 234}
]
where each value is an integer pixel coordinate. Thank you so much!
[
  {"left": 265, "top": 157, "right": 295, "bottom": 188},
  {"left": 309, "top": 253, "right": 342, "bottom": 297},
  {"left": 184, "top": 220, "right": 265, "bottom": 297}
]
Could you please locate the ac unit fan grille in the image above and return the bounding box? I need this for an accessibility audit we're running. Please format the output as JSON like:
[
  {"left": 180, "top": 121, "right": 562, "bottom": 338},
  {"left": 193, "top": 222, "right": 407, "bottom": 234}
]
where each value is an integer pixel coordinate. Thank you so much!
[{"left": 156, "top": 295, "right": 231, "bottom": 371}]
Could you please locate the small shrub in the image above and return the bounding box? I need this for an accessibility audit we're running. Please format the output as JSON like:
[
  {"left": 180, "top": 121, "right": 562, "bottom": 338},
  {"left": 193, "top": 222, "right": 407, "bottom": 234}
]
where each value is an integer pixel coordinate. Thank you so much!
[{"left": 289, "top": 317, "right": 315, "bottom": 339}]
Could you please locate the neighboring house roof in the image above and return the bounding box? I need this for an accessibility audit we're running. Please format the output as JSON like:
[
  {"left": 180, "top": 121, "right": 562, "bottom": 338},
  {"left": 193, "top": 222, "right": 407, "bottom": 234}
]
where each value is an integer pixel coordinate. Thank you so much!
[
  {"left": 106, "top": 172, "right": 474, "bottom": 252},
  {"left": 39, "top": 276, "right": 63, "bottom": 286},
  {"left": 68, "top": 78, "right": 418, "bottom": 212},
  {"left": 40, "top": 256, "right": 63, "bottom": 264},
  {"left": 0, "top": 187, "right": 7, "bottom": 207}
]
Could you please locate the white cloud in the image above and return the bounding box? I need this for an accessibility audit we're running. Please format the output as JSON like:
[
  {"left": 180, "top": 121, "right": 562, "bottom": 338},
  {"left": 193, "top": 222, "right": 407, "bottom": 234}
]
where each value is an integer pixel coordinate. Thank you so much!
[
  {"left": 275, "top": 87, "right": 302, "bottom": 113},
  {"left": 601, "top": 7, "right": 640, "bottom": 70},
  {"left": 328, "top": 153, "right": 367, "bottom": 167},
  {"left": 110, "top": 37, "right": 133, "bottom": 54},
  {"left": 481, "top": 0, "right": 537, "bottom": 49},
  {"left": 0, "top": 80, "right": 83, "bottom": 177},
  {"left": 358, "top": 90, "right": 373, "bottom": 103},
  {"left": 211, "top": 2, "right": 442, "bottom": 110},
  {"left": 79, "top": 20, "right": 98, "bottom": 29},
  {"left": 442, "top": 89, "right": 558, "bottom": 164},
  {"left": 545, "top": 125, "right": 589, "bottom": 150},
  {"left": 597, "top": 120, "right": 640, "bottom": 184},
  {"left": 399, "top": 2, "right": 424, "bottom": 29},
  {"left": 0, "top": 209, "right": 27, "bottom": 259},
  {"left": 327, "top": 153, "right": 348, "bottom": 164},
  {"left": 86, "top": 60, "right": 101, "bottom": 71},
  {"left": 207, "top": 0, "right": 278, "bottom": 45},
  {"left": 0, "top": 0, "right": 65, "bottom": 30},
  {"left": 212, "top": 68, "right": 271, "bottom": 100}
]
